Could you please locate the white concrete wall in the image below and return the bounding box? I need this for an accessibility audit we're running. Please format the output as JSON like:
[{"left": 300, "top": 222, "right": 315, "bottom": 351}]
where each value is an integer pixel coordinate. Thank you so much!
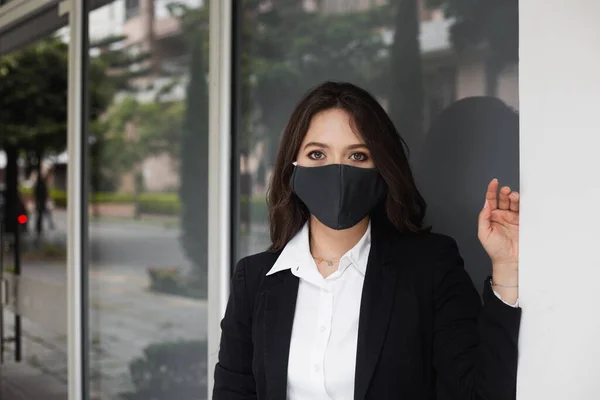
[{"left": 518, "top": 1, "right": 600, "bottom": 398}]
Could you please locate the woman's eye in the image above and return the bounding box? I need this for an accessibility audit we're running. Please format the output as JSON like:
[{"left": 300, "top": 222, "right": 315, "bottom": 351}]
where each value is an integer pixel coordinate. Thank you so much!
[
  {"left": 308, "top": 151, "right": 325, "bottom": 160},
  {"left": 350, "top": 152, "right": 368, "bottom": 161}
]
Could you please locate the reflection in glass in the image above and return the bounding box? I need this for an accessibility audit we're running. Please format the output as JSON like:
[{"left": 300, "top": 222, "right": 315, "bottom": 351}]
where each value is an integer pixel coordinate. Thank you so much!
[
  {"left": 88, "top": 0, "right": 208, "bottom": 398},
  {"left": 416, "top": 97, "right": 519, "bottom": 295},
  {"left": 0, "top": 34, "right": 69, "bottom": 397},
  {"left": 234, "top": 0, "right": 519, "bottom": 274}
]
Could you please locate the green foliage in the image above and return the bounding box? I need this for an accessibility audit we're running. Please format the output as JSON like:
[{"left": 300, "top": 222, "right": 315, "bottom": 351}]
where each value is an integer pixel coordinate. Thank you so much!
[
  {"left": 0, "top": 37, "right": 69, "bottom": 150},
  {"left": 90, "top": 191, "right": 141, "bottom": 204},
  {"left": 124, "top": 340, "right": 207, "bottom": 400},
  {"left": 91, "top": 96, "right": 184, "bottom": 193},
  {"left": 147, "top": 266, "right": 185, "bottom": 295},
  {"left": 89, "top": 54, "right": 120, "bottom": 120},
  {"left": 146, "top": 265, "right": 206, "bottom": 299},
  {"left": 38, "top": 189, "right": 185, "bottom": 215},
  {"left": 25, "top": 243, "right": 67, "bottom": 260},
  {"left": 38, "top": 188, "right": 264, "bottom": 219},
  {"left": 51, "top": 188, "right": 68, "bottom": 208},
  {"left": 88, "top": 30, "right": 182, "bottom": 193},
  {"left": 0, "top": 35, "right": 119, "bottom": 227},
  {"left": 90, "top": 119, "right": 128, "bottom": 192},
  {"left": 41, "top": 185, "right": 265, "bottom": 218},
  {"left": 0, "top": 36, "right": 116, "bottom": 150},
  {"left": 103, "top": 96, "right": 182, "bottom": 164},
  {"left": 137, "top": 194, "right": 181, "bottom": 216}
]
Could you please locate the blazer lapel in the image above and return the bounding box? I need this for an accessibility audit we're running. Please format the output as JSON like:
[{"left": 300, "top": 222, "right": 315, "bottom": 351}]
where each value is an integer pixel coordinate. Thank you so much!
[
  {"left": 263, "top": 270, "right": 300, "bottom": 400},
  {"left": 354, "top": 222, "right": 401, "bottom": 400}
]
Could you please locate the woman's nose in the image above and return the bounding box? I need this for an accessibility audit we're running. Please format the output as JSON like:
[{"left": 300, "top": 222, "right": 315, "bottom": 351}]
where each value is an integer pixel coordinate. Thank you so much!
[{"left": 328, "top": 151, "right": 346, "bottom": 165}]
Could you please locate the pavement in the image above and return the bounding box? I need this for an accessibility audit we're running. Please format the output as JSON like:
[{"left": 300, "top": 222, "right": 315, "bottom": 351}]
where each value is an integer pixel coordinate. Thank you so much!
[
  {"left": 2, "top": 263, "right": 209, "bottom": 399},
  {"left": 0, "top": 209, "right": 271, "bottom": 399},
  {"left": 0, "top": 362, "right": 66, "bottom": 400}
]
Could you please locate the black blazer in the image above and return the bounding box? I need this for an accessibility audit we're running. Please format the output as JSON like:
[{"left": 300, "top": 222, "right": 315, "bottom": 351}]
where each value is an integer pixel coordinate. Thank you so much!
[{"left": 214, "top": 220, "right": 521, "bottom": 400}]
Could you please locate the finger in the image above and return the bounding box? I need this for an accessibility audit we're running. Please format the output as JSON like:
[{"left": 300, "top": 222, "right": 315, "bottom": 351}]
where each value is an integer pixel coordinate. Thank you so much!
[
  {"left": 498, "top": 186, "right": 511, "bottom": 210},
  {"left": 486, "top": 179, "right": 499, "bottom": 210},
  {"left": 509, "top": 192, "right": 520, "bottom": 212},
  {"left": 491, "top": 210, "right": 519, "bottom": 225}
]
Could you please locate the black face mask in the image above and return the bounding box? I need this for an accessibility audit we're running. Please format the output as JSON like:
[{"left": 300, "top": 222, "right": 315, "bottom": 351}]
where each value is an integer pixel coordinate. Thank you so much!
[{"left": 290, "top": 164, "right": 387, "bottom": 230}]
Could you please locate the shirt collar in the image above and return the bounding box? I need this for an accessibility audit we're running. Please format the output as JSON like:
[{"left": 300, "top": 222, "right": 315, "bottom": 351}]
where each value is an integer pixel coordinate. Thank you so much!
[
  {"left": 266, "top": 221, "right": 371, "bottom": 277},
  {"left": 345, "top": 221, "right": 371, "bottom": 276}
]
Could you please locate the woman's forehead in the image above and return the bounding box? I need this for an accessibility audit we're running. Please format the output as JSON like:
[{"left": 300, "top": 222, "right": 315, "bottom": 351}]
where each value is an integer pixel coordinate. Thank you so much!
[{"left": 303, "top": 108, "right": 364, "bottom": 144}]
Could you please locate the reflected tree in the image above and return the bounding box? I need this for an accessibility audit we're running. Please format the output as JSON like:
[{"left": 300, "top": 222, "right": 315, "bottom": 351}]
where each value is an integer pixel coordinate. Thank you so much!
[
  {"left": 0, "top": 38, "right": 69, "bottom": 234},
  {"left": 388, "top": 0, "right": 424, "bottom": 158},
  {"left": 426, "top": 0, "right": 518, "bottom": 96},
  {"left": 124, "top": 339, "right": 207, "bottom": 400},
  {"left": 88, "top": 34, "right": 153, "bottom": 194},
  {"left": 0, "top": 36, "right": 123, "bottom": 233},
  {"left": 98, "top": 96, "right": 184, "bottom": 216},
  {"left": 179, "top": 20, "right": 209, "bottom": 291}
]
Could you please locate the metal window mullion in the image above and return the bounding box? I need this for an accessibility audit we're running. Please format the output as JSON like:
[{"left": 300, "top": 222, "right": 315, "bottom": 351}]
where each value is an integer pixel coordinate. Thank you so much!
[
  {"left": 65, "top": 0, "right": 89, "bottom": 397},
  {"left": 207, "top": 0, "right": 232, "bottom": 396}
]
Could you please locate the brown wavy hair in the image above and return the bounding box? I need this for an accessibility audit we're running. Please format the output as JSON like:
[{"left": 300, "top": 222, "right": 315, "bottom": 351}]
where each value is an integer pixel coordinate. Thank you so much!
[{"left": 267, "top": 81, "right": 426, "bottom": 251}]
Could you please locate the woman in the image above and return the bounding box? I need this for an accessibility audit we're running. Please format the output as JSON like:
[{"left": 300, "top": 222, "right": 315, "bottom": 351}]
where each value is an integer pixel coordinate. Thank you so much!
[{"left": 214, "top": 82, "right": 521, "bottom": 400}]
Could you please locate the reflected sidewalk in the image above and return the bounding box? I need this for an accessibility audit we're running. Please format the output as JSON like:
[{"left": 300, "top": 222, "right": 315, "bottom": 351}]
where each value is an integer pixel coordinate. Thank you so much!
[
  {"left": 2, "top": 260, "right": 208, "bottom": 399},
  {"left": 0, "top": 361, "right": 66, "bottom": 400},
  {"left": 0, "top": 209, "right": 268, "bottom": 399}
]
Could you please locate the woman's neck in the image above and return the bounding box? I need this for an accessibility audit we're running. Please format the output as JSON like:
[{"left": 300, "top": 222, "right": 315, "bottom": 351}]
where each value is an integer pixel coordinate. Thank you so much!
[{"left": 309, "top": 215, "right": 369, "bottom": 260}]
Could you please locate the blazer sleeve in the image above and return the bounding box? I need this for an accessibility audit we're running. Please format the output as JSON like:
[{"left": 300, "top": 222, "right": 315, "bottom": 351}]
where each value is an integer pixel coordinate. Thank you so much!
[
  {"left": 213, "top": 258, "right": 258, "bottom": 399},
  {"left": 432, "top": 237, "right": 521, "bottom": 400}
]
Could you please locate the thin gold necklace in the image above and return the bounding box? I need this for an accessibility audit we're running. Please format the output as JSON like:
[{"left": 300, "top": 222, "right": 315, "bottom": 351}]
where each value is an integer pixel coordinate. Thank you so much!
[{"left": 313, "top": 256, "right": 339, "bottom": 266}]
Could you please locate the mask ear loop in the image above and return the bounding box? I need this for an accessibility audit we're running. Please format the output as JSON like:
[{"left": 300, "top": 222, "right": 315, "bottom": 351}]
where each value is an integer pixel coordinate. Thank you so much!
[{"left": 290, "top": 162, "right": 298, "bottom": 194}]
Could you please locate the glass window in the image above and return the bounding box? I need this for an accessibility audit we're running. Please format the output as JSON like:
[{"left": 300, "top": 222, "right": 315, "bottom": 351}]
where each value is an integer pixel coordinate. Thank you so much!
[
  {"left": 88, "top": 0, "right": 209, "bottom": 398},
  {"left": 234, "top": 0, "right": 519, "bottom": 292},
  {"left": 0, "top": 33, "right": 69, "bottom": 398}
]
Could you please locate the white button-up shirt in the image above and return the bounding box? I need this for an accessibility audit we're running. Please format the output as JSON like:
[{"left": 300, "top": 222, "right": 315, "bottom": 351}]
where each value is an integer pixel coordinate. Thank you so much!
[
  {"left": 267, "top": 222, "right": 371, "bottom": 400},
  {"left": 266, "top": 221, "right": 517, "bottom": 400}
]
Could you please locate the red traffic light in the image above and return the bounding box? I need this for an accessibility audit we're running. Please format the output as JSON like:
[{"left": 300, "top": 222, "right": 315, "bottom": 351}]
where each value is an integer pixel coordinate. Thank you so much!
[{"left": 18, "top": 214, "right": 27, "bottom": 225}]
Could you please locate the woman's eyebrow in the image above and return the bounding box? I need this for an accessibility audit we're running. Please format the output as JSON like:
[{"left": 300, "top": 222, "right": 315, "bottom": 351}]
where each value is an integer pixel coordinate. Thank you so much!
[
  {"left": 303, "top": 142, "right": 329, "bottom": 150},
  {"left": 347, "top": 144, "right": 369, "bottom": 150}
]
